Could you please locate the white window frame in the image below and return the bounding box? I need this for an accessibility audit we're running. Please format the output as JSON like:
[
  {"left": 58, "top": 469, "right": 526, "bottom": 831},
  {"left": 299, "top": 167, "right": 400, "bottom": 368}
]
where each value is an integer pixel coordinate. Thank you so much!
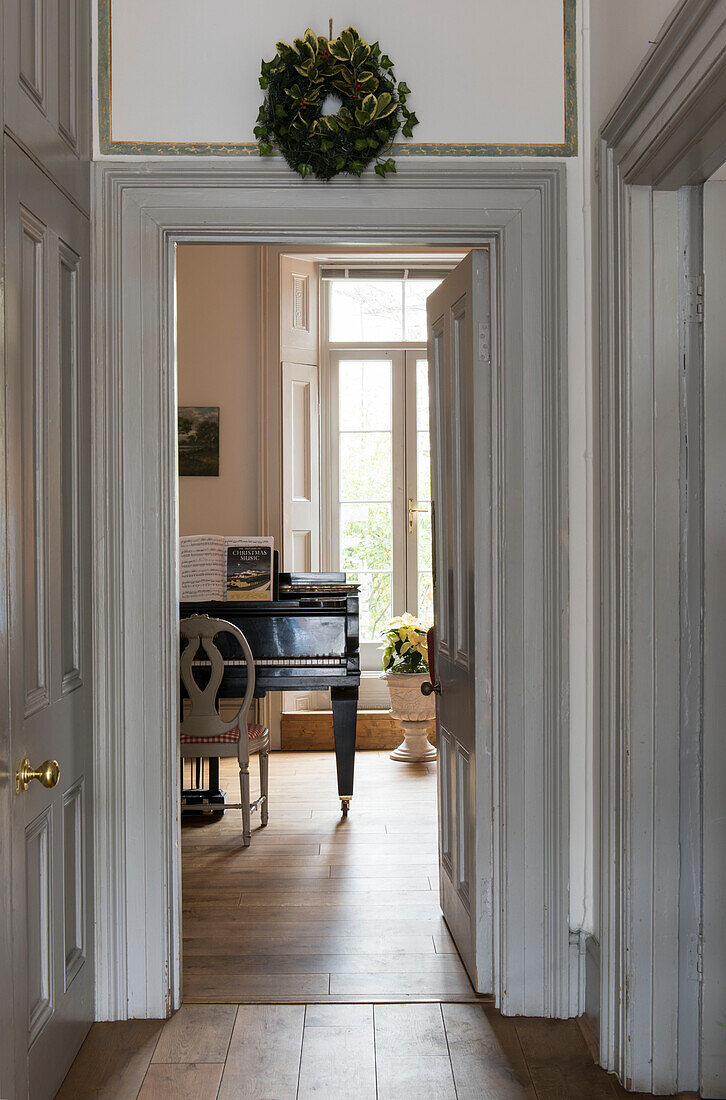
[{"left": 320, "top": 282, "right": 434, "bottom": 684}]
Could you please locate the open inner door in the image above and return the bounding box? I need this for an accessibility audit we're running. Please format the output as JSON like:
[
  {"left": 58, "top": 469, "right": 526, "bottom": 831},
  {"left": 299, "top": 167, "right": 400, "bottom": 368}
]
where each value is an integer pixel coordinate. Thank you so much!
[{"left": 427, "top": 250, "right": 493, "bottom": 992}]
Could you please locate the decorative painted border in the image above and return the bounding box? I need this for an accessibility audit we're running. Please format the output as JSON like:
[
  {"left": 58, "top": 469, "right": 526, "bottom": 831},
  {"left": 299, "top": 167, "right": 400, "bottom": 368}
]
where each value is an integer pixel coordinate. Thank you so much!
[{"left": 97, "top": 0, "right": 577, "bottom": 158}]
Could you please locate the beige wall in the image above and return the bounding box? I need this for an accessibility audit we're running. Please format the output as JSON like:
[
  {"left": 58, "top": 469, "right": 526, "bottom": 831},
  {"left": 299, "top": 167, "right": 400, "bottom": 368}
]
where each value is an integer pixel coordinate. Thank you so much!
[{"left": 176, "top": 243, "right": 260, "bottom": 536}]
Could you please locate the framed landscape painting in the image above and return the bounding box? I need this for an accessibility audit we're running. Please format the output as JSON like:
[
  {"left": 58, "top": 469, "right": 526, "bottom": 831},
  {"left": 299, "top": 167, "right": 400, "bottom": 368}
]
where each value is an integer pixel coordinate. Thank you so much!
[{"left": 178, "top": 406, "right": 220, "bottom": 476}]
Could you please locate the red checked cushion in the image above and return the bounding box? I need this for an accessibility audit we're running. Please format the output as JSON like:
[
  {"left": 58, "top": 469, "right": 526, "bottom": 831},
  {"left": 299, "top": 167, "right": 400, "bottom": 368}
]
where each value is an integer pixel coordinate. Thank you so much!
[{"left": 180, "top": 723, "right": 268, "bottom": 745}]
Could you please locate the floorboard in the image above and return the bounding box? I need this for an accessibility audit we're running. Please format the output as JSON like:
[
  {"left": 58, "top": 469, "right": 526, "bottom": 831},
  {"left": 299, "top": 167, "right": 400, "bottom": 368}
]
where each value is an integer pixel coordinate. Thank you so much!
[
  {"left": 55, "top": 752, "right": 697, "bottom": 1099},
  {"left": 181, "top": 751, "right": 478, "bottom": 1004}
]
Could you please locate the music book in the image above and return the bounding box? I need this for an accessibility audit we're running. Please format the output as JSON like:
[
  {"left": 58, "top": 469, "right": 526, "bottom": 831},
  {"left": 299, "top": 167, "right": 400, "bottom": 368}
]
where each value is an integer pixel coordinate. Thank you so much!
[{"left": 179, "top": 536, "right": 274, "bottom": 602}]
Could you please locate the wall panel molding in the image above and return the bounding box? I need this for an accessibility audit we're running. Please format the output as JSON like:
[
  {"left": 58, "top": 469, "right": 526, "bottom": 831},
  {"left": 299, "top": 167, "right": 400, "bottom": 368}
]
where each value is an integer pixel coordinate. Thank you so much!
[{"left": 96, "top": 0, "right": 577, "bottom": 159}]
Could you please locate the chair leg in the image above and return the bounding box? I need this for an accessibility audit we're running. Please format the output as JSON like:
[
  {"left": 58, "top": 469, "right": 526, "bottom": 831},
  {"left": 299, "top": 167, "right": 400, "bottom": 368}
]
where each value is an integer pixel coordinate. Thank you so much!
[
  {"left": 239, "top": 763, "right": 251, "bottom": 846},
  {"left": 260, "top": 749, "right": 269, "bottom": 826}
]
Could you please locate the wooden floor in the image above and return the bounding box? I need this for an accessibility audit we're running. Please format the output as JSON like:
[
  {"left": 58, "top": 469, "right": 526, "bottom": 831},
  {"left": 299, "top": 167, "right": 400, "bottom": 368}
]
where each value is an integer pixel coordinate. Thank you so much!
[
  {"left": 181, "top": 750, "right": 475, "bottom": 1002},
  {"left": 55, "top": 752, "right": 699, "bottom": 1099},
  {"left": 55, "top": 1003, "right": 700, "bottom": 1099}
]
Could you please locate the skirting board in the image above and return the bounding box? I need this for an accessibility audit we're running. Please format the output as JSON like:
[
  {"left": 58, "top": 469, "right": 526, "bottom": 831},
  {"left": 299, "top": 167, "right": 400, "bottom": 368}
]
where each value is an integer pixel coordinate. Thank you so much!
[{"left": 281, "top": 709, "right": 435, "bottom": 751}]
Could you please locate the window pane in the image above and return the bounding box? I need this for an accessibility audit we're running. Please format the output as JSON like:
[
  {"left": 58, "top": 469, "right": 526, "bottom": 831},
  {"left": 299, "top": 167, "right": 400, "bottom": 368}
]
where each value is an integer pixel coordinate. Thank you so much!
[
  {"left": 340, "top": 503, "right": 392, "bottom": 572},
  {"left": 346, "top": 571, "right": 392, "bottom": 642},
  {"left": 340, "top": 432, "right": 391, "bottom": 501},
  {"left": 330, "top": 280, "right": 403, "bottom": 341},
  {"left": 417, "top": 507, "right": 432, "bottom": 572},
  {"left": 339, "top": 360, "right": 391, "bottom": 431},
  {"left": 418, "top": 572, "right": 434, "bottom": 626},
  {"left": 404, "top": 279, "right": 443, "bottom": 341},
  {"left": 416, "top": 359, "right": 429, "bottom": 431},
  {"left": 417, "top": 433, "right": 431, "bottom": 501}
]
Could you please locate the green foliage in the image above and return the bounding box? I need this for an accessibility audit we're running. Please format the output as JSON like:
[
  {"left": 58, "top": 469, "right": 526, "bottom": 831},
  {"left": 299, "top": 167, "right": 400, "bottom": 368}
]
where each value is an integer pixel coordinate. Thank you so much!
[{"left": 256, "top": 26, "right": 419, "bottom": 181}]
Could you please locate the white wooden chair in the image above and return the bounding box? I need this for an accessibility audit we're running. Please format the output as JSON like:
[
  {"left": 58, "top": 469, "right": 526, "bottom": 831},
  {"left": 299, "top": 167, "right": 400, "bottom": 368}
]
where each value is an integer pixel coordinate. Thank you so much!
[{"left": 179, "top": 614, "right": 269, "bottom": 845}]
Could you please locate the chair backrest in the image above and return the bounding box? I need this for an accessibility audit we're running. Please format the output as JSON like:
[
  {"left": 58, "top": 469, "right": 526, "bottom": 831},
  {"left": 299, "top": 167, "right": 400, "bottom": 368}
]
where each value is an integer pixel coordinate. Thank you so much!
[{"left": 179, "top": 615, "right": 256, "bottom": 752}]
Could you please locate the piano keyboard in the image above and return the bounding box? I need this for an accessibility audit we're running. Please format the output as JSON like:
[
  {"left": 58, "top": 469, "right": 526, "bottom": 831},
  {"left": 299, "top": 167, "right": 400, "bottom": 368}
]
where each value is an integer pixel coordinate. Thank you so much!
[{"left": 191, "top": 657, "right": 345, "bottom": 668}]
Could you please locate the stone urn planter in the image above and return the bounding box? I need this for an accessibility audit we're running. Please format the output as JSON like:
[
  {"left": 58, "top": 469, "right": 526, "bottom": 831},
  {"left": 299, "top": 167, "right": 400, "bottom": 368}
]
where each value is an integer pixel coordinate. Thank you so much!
[{"left": 380, "top": 671, "right": 437, "bottom": 762}]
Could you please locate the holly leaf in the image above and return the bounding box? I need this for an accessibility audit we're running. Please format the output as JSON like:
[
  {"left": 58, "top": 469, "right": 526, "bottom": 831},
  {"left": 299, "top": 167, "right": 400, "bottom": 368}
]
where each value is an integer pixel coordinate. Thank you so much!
[
  {"left": 329, "top": 39, "right": 350, "bottom": 60},
  {"left": 340, "top": 28, "right": 357, "bottom": 55},
  {"left": 351, "top": 43, "right": 371, "bottom": 67},
  {"left": 374, "top": 93, "right": 396, "bottom": 119}
]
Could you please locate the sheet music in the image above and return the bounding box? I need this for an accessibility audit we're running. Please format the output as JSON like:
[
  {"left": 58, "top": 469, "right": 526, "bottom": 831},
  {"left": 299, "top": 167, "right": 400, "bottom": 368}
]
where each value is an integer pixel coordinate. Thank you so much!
[{"left": 179, "top": 535, "right": 226, "bottom": 600}]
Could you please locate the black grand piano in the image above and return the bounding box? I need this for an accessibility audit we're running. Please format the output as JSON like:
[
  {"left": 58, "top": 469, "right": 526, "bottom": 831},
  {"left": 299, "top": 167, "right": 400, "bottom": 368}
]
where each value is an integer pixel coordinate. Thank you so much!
[{"left": 180, "top": 571, "right": 360, "bottom": 815}]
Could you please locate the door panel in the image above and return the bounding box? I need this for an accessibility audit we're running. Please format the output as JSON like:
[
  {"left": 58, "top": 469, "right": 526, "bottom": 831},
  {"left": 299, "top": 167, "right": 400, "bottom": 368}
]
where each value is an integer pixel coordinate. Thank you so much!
[
  {"left": 6, "top": 137, "right": 93, "bottom": 1100},
  {"left": 4, "top": 0, "right": 90, "bottom": 211},
  {"left": 427, "top": 250, "right": 492, "bottom": 992}
]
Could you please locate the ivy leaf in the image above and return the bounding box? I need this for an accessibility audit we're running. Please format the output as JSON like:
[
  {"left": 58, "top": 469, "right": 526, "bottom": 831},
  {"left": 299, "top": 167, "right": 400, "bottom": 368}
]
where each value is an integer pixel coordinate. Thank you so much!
[
  {"left": 298, "top": 163, "right": 313, "bottom": 177},
  {"left": 253, "top": 125, "right": 267, "bottom": 139},
  {"left": 398, "top": 81, "right": 411, "bottom": 95},
  {"left": 349, "top": 160, "right": 365, "bottom": 176},
  {"left": 354, "top": 137, "right": 368, "bottom": 151},
  {"left": 259, "top": 75, "right": 268, "bottom": 89},
  {"left": 321, "top": 139, "right": 334, "bottom": 152},
  {"left": 335, "top": 155, "right": 347, "bottom": 172},
  {"left": 258, "top": 142, "right": 273, "bottom": 156},
  {"left": 380, "top": 54, "right": 393, "bottom": 68}
]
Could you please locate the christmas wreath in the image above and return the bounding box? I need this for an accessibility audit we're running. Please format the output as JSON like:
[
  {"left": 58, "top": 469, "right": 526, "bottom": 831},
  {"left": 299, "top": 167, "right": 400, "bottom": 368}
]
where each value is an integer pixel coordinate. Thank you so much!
[{"left": 255, "top": 27, "right": 419, "bottom": 180}]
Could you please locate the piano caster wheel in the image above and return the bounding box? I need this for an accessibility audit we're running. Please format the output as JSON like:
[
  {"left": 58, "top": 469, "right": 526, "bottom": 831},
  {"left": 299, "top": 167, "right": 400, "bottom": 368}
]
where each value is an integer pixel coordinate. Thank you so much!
[{"left": 341, "top": 799, "right": 350, "bottom": 817}]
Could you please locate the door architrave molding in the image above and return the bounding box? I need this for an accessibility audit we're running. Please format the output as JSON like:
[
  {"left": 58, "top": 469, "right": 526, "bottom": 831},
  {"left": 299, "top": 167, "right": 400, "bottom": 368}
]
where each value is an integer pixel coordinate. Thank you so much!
[
  {"left": 598, "top": 0, "right": 726, "bottom": 1091},
  {"left": 91, "top": 159, "right": 570, "bottom": 1020}
]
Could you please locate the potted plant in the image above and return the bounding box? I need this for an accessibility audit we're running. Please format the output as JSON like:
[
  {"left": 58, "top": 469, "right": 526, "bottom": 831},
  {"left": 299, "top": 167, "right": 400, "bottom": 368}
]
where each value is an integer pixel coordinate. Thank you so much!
[{"left": 380, "top": 614, "right": 436, "bottom": 761}]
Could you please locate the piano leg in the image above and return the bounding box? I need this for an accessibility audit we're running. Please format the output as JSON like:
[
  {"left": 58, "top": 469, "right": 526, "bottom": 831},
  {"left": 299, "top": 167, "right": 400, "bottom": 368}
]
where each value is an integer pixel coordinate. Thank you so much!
[{"left": 331, "top": 685, "right": 358, "bottom": 816}]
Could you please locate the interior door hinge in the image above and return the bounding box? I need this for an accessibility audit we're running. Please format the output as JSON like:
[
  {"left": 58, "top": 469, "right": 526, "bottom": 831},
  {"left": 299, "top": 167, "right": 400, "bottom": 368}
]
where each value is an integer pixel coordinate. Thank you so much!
[{"left": 683, "top": 274, "right": 704, "bottom": 324}]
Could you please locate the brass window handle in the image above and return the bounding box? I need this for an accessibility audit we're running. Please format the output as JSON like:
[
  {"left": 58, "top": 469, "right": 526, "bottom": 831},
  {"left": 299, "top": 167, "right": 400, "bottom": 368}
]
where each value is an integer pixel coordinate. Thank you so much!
[
  {"left": 16, "top": 757, "right": 60, "bottom": 794},
  {"left": 408, "top": 498, "right": 429, "bottom": 534}
]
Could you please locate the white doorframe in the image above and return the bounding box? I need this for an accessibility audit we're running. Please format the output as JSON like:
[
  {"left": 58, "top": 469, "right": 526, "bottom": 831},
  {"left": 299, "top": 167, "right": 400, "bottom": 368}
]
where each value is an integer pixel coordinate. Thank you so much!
[
  {"left": 597, "top": 1, "right": 726, "bottom": 1092},
  {"left": 91, "top": 160, "right": 571, "bottom": 1021}
]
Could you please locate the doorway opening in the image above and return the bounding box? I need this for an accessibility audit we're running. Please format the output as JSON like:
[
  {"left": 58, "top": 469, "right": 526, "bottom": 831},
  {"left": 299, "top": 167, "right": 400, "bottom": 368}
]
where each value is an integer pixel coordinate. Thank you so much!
[
  {"left": 176, "top": 243, "right": 483, "bottom": 1003},
  {"left": 92, "top": 161, "right": 570, "bottom": 1025}
]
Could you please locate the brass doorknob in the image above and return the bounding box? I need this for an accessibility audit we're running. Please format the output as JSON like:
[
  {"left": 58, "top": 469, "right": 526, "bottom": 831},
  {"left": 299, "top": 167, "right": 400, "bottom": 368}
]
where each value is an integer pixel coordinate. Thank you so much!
[{"left": 15, "top": 758, "right": 60, "bottom": 793}]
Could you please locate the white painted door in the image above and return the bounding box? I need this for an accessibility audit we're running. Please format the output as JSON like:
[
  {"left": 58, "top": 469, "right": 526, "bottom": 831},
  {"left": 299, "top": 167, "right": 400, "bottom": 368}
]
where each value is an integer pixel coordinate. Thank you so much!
[
  {"left": 427, "top": 251, "right": 493, "bottom": 992},
  {"left": 5, "top": 138, "right": 93, "bottom": 1099},
  {"left": 701, "top": 180, "right": 726, "bottom": 1100}
]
